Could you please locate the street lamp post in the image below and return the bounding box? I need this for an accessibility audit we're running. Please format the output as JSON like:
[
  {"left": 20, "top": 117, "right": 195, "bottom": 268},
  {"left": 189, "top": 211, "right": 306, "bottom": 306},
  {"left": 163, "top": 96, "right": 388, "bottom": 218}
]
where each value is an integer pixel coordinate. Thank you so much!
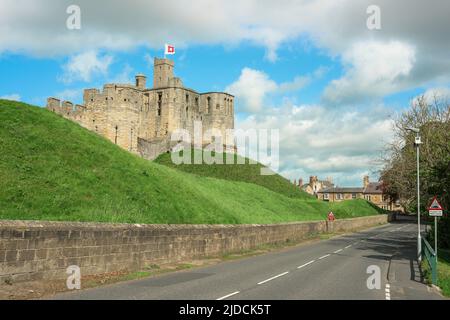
[{"left": 408, "top": 127, "right": 422, "bottom": 261}]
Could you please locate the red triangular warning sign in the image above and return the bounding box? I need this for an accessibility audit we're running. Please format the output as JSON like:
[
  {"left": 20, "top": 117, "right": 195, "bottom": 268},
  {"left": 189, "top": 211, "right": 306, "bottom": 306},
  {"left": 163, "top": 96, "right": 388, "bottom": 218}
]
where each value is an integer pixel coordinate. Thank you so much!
[{"left": 428, "top": 196, "right": 443, "bottom": 210}]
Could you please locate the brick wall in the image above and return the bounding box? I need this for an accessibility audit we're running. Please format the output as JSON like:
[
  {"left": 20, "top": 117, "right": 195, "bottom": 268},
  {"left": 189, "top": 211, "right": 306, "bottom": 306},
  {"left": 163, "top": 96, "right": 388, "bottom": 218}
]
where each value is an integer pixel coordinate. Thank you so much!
[{"left": 0, "top": 215, "right": 390, "bottom": 283}]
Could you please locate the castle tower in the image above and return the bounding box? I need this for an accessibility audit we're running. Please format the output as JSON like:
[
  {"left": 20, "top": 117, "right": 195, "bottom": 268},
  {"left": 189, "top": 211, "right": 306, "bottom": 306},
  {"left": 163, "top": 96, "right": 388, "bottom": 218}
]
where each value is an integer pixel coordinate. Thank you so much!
[
  {"left": 135, "top": 74, "right": 146, "bottom": 89},
  {"left": 153, "top": 58, "right": 174, "bottom": 88}
]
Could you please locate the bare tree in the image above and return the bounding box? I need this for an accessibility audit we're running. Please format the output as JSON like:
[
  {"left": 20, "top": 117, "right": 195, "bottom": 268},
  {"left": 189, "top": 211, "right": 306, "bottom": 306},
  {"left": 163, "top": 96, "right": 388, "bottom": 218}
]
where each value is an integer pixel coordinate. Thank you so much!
[{"left": 380, "top": 93, "right": 450, "bottom": 211}]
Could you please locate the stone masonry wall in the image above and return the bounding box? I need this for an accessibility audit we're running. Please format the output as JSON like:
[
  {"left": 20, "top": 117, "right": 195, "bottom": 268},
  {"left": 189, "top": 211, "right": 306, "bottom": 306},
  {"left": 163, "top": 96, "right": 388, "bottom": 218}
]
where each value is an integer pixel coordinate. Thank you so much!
[{"left": 0, "top": 215, "right": 390, "bottom": 284}]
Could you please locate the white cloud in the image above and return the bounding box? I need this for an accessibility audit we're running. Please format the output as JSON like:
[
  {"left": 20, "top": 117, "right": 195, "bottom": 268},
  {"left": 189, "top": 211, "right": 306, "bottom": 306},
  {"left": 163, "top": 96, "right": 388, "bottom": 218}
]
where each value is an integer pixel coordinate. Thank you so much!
[
  {"left": 60, "top": 50, "right": 113, "bottom": 83},
  {"left": 0, "top": 93, "right": 21, "bottom": 101},
  {"left": 413, "top": 87, "right": 450, "bottom": 105},
  {"left": 236, "top": 102, "right": 395, "bottom": 186},
  {"left": 226, "top": 67, "right": 320, "bottom": 112},
  {"left": 226, "top": 68, "right": 277, "bottom": 112},
  {"left": 323, "top": 41, "right": 416, "bottom": 105}
]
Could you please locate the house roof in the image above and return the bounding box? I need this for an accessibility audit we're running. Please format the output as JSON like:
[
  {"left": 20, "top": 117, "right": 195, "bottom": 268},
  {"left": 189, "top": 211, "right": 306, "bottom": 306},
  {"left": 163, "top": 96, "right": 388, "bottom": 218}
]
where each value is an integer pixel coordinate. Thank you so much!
[
  {"left": 319, "top": 187, "right": 364, "bottom": 193},
  {"left": 318, "top": 182, "right": 384, "bottom": 194},
  {"left": 363, "top": 182, "right": 383, "bottom": 194}
]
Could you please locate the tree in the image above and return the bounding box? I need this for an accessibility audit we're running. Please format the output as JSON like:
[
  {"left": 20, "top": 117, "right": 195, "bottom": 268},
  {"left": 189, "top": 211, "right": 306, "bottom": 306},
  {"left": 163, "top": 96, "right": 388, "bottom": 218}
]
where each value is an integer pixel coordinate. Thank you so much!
[{"left": 380, "top": 94, "right": 450, "bottom": 247}]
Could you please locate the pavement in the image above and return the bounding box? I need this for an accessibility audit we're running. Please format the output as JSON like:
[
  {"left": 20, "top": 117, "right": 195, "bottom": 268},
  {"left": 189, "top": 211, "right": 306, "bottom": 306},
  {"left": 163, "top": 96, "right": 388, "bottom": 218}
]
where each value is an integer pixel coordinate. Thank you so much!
[{"left": 51, "top": 220, "right": 444, "bottom": 300}]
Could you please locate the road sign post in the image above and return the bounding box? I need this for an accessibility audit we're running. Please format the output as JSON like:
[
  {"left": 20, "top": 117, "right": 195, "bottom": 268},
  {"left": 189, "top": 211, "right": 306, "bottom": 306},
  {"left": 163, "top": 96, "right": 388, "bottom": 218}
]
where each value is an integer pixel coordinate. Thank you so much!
[{"left": 428, "top": 196, "right": 443, "bottom": 263}]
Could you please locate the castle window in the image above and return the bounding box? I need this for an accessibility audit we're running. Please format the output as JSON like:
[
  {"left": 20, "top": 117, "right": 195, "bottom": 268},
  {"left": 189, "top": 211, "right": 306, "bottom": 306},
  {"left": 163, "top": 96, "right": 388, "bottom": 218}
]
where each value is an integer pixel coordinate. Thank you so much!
[
  {"left": 207, "top": 97, "right": 211, "bottom": 113},
  {"left": 114, "top": 125, "right": 118, "bottom": 145},
  {"left": 158, "top": 92, "right": 162, "bottom": 116},
  {"left": 195, "top": 97, "right": 199, "bottom": 107},
  {"left": 186, "top": 94, "right": 189, "bottom": 103},
  {"left": 216, "top": 103, "right": 220, "bottom": 110}
]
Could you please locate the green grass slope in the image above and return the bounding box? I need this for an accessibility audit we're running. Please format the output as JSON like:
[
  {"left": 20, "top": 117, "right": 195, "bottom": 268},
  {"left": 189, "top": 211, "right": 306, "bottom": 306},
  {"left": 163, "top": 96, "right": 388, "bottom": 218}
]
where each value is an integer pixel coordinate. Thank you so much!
[
  {"left": 0, "top": 99, "right": 385, "bottom": 224},
  {"left": 155, "top": 151, "right": 313, "bottom": 199}
]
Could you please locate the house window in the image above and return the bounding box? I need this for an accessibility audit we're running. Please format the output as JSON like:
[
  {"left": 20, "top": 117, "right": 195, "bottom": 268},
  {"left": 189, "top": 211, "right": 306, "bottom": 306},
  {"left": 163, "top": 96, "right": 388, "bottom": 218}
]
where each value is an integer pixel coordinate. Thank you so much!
[
  {"left": 324, "top": 193, "right": 329, "bottom": 200},
  {"left": 352, "top": 193, "right": 356, "bottom": 199}
]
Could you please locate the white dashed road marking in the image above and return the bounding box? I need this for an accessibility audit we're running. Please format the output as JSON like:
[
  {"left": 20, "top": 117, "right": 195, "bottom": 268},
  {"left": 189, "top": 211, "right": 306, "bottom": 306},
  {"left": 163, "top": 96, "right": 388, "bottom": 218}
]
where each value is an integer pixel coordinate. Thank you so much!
[
  {"left": 257, "top": 272, "right": 289, "bottom": 285},
  {"left": 385, "top": 283, "right": 391, "bottom": 300},
  {"left": 333, "top": 249, "right": 343, "bottom": 254},
  {"left": 297, "top": 260, "right": 315, "bottom": 269},
  {"left": 217, "top": 291, "right": 240, "bottom": 300},
  {"left": 318, "top": 254, "right": 330, "bottom": 260},
  {"left": 345, "top": 244, "right": 352, "bottom": 249}
]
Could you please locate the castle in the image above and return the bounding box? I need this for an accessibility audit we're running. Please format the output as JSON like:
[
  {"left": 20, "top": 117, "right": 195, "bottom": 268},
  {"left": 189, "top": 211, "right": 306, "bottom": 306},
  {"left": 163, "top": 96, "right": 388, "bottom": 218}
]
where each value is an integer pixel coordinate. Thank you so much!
[{"left": 47, "top": 57, "right": 235, "bottom": 159}]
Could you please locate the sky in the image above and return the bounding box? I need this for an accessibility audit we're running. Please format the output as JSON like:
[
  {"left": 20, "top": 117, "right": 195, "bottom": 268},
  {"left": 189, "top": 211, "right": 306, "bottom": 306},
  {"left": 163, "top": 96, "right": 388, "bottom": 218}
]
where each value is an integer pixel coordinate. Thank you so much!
[{"left": 1, "top": 0, "right": 450, "bottom": 187}]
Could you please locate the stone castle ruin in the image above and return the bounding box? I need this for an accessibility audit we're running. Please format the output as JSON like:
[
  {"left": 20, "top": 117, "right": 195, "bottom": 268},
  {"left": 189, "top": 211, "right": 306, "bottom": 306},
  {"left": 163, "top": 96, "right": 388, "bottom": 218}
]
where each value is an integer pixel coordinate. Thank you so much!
[{"left": 47, "top": 58, "right": 235, "bottom": 159}]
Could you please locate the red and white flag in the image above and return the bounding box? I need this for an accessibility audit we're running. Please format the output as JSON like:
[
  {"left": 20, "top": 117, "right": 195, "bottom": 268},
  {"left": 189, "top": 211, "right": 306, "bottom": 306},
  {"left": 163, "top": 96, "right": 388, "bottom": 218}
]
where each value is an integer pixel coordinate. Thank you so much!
[{"left": 165, "top": 44, "right": 175, "bottom": 55}]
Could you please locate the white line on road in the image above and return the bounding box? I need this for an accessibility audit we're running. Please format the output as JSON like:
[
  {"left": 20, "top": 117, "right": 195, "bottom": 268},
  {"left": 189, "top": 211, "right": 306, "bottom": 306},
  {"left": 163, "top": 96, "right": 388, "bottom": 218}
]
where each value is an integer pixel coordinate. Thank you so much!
[
  {"left": 297, "top": 260, "right": 315, "bottom": 269},
  {"left": 345, "top": 244, "right": 352, "bottom": 249},
  {"left": 257, "top": 272, "right": 289, "bottom": 285},
  {"left": 385, "top": 283, "right": 391, "bottom": 300},
  {"left": 217, "top": 291, "right": 240, "bottom": 300},
  {"left": 333, "top": 249, "right": 343, "bottom": 254},
  {"left": 318, "top": 254, "right": 330, "bottom": 260}
]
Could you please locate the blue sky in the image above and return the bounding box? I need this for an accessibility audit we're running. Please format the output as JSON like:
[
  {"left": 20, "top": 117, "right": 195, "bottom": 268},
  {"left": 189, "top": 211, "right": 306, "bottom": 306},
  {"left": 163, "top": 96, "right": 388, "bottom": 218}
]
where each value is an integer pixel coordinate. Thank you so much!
[{"left": 1, "top": 0, "right": 450, "bottom": 187}]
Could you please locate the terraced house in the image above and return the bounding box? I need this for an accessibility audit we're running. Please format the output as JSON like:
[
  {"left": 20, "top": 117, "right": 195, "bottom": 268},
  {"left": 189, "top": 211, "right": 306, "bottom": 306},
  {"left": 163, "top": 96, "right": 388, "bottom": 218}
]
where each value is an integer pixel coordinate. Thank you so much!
[{"left": 317, "top": 176, "right": 402, "bottom": 211}]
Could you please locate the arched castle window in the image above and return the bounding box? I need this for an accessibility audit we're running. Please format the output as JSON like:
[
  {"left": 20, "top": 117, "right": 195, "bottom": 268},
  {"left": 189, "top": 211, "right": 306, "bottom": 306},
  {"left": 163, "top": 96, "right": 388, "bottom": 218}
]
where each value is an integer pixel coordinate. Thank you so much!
[
  {"left": 186, "top": 94, "right": 189, "bottom": 103},
  {"left": 114, "top": 125, "right": 118, "bottom": 145}
]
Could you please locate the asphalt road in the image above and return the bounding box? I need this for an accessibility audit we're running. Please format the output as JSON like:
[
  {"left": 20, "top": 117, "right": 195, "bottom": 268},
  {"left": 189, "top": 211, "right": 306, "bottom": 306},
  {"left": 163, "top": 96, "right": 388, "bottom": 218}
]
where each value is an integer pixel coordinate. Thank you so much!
[{"left": 52, "top": 220, "right": 443, "bottom": 300}]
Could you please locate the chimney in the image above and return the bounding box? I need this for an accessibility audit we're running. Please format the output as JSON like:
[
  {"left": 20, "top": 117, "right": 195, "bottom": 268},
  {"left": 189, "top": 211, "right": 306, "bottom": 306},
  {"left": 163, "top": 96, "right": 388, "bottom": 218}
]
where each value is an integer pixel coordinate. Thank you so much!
[
  {"left": 363, "top": 175, "right": 370, "bottom": 188},
  {"left": 298, "top": 178, "right": 303, "bottom": 187}
]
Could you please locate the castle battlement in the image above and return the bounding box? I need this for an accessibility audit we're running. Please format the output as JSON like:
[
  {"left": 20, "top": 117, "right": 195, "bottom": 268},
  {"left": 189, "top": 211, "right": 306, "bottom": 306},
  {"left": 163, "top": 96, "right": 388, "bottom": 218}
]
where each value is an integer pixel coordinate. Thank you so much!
[{"left": 47, "top": 57, "right": 234, "bottom": 159}]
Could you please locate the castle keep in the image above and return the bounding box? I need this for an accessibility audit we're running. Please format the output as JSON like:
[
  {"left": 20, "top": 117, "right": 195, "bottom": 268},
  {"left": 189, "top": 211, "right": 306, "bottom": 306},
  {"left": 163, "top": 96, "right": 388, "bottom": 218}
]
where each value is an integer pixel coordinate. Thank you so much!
[{"left": 47, "top": 58, "right": 235, "bottom": 159}]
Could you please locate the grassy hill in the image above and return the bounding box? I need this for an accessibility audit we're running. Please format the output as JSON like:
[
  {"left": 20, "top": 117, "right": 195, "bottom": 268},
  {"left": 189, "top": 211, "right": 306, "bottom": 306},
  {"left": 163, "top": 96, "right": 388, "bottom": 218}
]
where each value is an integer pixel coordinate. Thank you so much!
[
  {"left": 154, "top": 151, "right": 314, "bottom": 199},
  {"left": 0, "top": 99, "right": 385, "bottom": 224}
]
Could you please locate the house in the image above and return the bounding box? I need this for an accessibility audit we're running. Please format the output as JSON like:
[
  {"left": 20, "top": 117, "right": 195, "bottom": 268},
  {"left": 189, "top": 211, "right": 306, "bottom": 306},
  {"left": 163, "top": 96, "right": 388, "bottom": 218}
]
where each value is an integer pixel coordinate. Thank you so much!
[
  {"left": 299, "top": 176, "right": 334, "bottom": 196},
  {"left": 317, "top": 176, "right": 402, "bottom": 211}
]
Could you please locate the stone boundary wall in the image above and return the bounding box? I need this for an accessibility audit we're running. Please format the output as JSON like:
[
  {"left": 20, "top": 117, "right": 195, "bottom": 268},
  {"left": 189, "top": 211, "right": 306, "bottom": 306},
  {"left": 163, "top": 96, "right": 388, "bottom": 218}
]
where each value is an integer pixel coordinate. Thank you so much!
[{"left": 0, "top": 214, "right": 391, "bottom": 283}]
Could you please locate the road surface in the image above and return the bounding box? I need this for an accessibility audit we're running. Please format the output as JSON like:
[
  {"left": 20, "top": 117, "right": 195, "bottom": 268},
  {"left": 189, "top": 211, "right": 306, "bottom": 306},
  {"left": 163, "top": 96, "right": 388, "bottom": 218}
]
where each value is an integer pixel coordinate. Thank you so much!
[{"left": 52, "top": 220, "right": 443, "bottom": 300}]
